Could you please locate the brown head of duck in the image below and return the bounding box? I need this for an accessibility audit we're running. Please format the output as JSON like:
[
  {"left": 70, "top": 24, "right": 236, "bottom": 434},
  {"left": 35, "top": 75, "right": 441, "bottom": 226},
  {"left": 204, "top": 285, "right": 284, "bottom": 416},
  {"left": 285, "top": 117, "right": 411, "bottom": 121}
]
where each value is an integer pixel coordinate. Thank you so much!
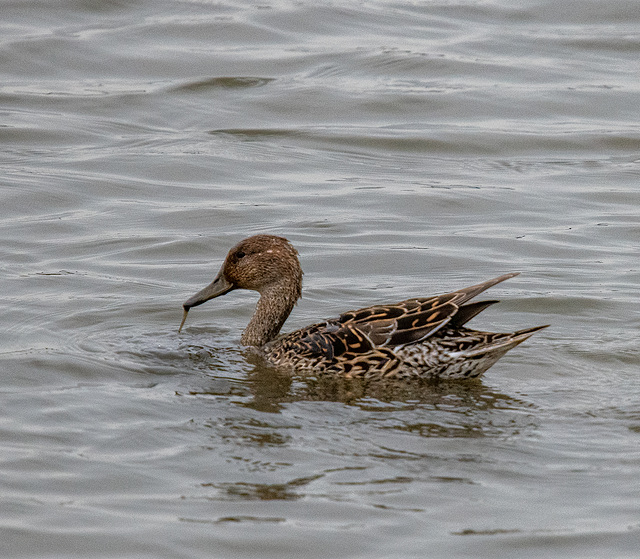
[{"left": 179, "top": 234, "right": 303, "bottom": 346}]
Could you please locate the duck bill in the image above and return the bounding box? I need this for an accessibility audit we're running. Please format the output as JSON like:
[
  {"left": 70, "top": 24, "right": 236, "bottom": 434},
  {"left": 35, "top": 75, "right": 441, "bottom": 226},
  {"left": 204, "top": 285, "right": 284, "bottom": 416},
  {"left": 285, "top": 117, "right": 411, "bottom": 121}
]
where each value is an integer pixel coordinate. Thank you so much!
[{"left": 178, "top": 271, "right": 234, "bottom": 332}]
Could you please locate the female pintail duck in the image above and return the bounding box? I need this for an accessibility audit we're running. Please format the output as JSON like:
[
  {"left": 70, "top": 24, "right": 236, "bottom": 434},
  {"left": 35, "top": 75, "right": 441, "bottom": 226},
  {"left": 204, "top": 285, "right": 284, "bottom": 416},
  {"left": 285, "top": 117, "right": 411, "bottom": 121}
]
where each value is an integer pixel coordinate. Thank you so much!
[{"left": 179, "top": 234, "right": 547, "bottom": 380}]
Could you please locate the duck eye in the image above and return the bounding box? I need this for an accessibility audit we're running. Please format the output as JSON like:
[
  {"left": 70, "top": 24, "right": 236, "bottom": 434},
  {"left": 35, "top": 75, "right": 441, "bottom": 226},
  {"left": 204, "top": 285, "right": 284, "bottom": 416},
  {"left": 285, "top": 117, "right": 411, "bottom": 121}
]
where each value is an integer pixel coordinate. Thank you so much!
[{"left": 236, "top": 250, "right": 245, "bottom": 259}]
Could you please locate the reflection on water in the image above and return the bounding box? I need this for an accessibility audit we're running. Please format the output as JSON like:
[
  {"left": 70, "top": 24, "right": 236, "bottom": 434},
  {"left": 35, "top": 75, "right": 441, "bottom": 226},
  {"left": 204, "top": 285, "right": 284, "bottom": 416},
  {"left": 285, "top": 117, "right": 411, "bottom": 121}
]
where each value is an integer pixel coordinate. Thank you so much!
[
  {"left": 181, "top": 354, "right": 537, "bottom": 440},
  {"left": 170, "top": 76, "right": 275, "bottom": 93},
  {"left": 205, "top": 474, "right": 324, "bottom": 502}
]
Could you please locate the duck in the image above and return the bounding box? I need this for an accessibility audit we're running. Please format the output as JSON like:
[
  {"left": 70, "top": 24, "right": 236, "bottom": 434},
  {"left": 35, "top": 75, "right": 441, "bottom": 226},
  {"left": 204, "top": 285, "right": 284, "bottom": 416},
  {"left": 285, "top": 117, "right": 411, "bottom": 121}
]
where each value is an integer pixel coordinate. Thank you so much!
[{"left": 179, "top": 234, "right": 548, "bottom": 380}]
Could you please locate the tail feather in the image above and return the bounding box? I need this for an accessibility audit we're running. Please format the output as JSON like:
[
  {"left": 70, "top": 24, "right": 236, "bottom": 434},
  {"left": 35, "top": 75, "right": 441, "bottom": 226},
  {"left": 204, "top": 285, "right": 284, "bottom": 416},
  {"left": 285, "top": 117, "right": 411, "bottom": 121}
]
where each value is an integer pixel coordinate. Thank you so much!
[
  {"left": 464, "top": 325, "right": 549, "bottom": 358},
  {"left": 455, "top": 273, "right": 520, "bottom": 306},
  {"left": 449, "top": 300, "right": 499, "bottom": 328}
]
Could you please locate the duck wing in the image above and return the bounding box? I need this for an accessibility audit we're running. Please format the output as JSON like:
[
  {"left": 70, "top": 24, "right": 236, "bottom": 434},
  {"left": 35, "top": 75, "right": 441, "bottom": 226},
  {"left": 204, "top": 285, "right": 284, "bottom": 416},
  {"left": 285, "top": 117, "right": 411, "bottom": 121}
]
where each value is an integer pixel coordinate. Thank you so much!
[{"left": 339, "top": 273, "right": 519, "bottom": 348}]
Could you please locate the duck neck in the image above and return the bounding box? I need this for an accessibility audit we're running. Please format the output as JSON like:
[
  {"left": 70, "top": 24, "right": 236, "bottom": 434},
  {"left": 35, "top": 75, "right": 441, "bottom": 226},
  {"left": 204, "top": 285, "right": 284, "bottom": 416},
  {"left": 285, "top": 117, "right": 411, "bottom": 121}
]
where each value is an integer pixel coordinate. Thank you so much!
[{"left": 241, "top": 283, "right": 299, "bottom": 347}]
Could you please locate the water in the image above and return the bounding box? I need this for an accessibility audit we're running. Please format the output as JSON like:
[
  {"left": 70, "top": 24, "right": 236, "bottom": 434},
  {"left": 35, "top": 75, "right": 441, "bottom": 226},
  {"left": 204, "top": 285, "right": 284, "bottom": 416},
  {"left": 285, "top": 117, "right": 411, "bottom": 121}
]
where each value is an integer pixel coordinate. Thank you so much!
[{"left": 2, "top": 0, "right": 639, "bottom": 557}]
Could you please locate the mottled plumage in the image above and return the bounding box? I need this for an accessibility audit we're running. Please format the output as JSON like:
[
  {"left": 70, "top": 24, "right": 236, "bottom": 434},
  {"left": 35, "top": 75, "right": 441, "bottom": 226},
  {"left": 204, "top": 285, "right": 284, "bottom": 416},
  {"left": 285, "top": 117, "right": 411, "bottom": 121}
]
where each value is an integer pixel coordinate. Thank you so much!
[{"left": 180, "top": 234, "right": 547, "bottom": 379}]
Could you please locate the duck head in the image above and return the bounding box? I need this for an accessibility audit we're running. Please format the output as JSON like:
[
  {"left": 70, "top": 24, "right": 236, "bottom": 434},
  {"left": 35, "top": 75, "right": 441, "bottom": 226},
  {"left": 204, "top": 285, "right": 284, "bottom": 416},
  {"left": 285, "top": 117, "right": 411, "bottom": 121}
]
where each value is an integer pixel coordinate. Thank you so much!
[{"left": 179, "top": 234, "right": 303, "bottom": 344}]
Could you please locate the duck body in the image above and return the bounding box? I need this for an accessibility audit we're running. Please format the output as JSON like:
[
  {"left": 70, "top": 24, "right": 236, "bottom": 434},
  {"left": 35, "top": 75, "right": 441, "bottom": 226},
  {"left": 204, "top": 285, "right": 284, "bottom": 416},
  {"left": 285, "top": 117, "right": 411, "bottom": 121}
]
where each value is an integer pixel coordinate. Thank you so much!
[{"left": 180, "top": 235, "right": 547, "bottom": 380}]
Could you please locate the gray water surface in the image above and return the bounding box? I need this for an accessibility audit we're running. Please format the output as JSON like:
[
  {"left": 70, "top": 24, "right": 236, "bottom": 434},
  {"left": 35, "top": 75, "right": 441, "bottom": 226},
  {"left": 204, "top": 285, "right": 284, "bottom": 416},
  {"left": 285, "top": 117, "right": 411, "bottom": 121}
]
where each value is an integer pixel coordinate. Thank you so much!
[{"left": 2, "top": 1, "right": 639, "bottom": 557}]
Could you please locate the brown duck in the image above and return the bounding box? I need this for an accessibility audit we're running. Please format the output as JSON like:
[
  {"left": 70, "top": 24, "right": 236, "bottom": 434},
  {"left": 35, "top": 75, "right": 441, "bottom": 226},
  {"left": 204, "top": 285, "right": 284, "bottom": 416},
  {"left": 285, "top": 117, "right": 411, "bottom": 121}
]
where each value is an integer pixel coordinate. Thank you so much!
[{"left": 179, "top": 234, "right": 547, "bottom": 379}]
